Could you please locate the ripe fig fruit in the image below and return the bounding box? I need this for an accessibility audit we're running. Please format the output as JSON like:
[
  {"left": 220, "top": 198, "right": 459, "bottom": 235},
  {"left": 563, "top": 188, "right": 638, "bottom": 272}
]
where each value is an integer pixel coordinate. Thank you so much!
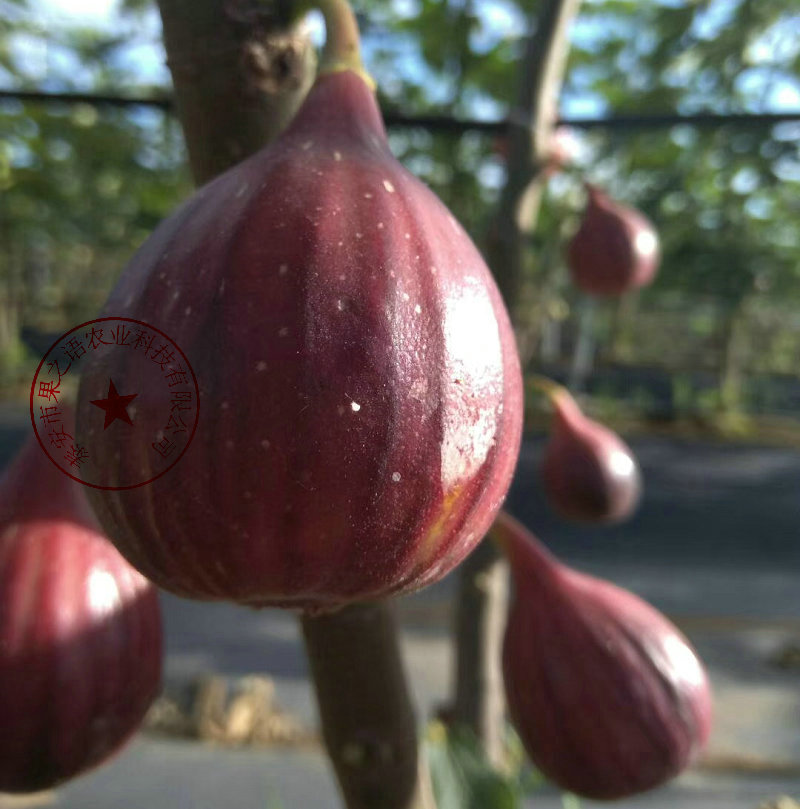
[
  {"left": 535, "top": 376, "right": 641, "bottom": 523},
  {"left": 567, "top": 184, "right": 660, "bottom": 297},
  {"left": 75, "top": 6, "right": 523, "bottom": 610},
  {"left": 494, "top": 511, "right": 712, "bottom": 800},
  {"left": 0, "top": 434, "right": 162, "bottom": 793}
]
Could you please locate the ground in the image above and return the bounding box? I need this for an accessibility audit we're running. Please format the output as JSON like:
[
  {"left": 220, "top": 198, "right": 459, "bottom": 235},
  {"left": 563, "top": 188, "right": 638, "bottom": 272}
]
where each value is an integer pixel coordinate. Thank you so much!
[{"left": 0, "top": 403, "right": 798, "bottom": 808}]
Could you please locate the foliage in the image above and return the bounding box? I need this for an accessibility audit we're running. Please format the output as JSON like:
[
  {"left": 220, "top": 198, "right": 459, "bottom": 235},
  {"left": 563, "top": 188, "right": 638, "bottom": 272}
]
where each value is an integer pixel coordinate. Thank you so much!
[{"left": 0, "top": 0, "right": 798, "bottom": 413}]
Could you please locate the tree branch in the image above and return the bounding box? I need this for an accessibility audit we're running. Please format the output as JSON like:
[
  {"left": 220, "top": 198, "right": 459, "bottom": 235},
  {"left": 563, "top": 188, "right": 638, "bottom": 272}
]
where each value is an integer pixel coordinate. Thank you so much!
[
  {"left": 157, "top": 0, "right": 315, "bottom": 183},
  {"left": 302, "top": 605, "right": 429, "bottom": 809},
  {"left": 452, "top": 0, "right": 583, "bottom": 767}
]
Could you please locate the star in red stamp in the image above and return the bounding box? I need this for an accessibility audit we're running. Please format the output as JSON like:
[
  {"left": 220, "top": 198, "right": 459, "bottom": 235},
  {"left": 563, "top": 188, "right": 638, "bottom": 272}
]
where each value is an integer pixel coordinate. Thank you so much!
[{"left": 30, "top": 317, "right": 199, "bottom": 490}]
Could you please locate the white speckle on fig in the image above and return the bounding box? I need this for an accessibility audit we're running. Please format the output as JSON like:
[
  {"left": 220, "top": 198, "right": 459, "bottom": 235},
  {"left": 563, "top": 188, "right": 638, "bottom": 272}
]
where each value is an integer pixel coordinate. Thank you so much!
[
  {"left": 339, "top": 274, "right": 346, "bottom": 281},
  {"left": 159, "top": 272, "right": 166, "bottom": 280},
  {"left": 377, "top": 222, "right": 384, "bottom": 229},
  {"left": 221, "top": 402, "right": 229, "bottom": 410},
  {"left": 219, "top": 279, "right": 226, "bottom": 295},
  {"left": 415, "top": 304, "right": 422, "bottom": 314},
  {"left": 431, "top": 266, "right": 438, "bottom": 274},
  {"left": 235, "top": 183, "right": 248, "bottom": 198},
  {"left": 402, "top": 292, "right": 410, "bottom": 301},
  {"left": 391, "top": 472, "right": 402, "bottom": 482},
  {"left": 383, "top": 179, "right": 395, "bottom": 193},
  {"left": 279, "top": 327, "right": 289, "bottom": 337},
  {"left": 338, "top": 241, "right": 344, "bottom": 247},
  {"left": 260, "top": 440, "right": 270, "bottom": 450},
  {"left": 350, "top": 401, "right": 361, "bottom": 412},
  {"left": 336, "top": 299, "right": 345, "bottom": 311},
  {"left": 364, "top": 192, "right": 373, "bottom": 199},
  {"left": 279, "top": 264, "right": 288, "bottom": 275},
  {"left": 356, "top": 232, "right": 362, "bottom": 239},
  {"left": 256, "top": 361, "right": 267, "bottom": 372},
  {"left": 184, "top": 306, "right": 192, "bottom": 315},
  {"left": 333, "top": 151, "right": 342, "bottom": 161},
  {"left": 337, "top": 405, "right": 345, "bottom": 416},
  {"left": 404, "top": 233, "right": 410, "bottom": 240},
  {"left": 125, "top": 295, "right": 134, "bottom": 307},
  {"left": 302, "top": 140, "right": 313, "bottom": 150}
]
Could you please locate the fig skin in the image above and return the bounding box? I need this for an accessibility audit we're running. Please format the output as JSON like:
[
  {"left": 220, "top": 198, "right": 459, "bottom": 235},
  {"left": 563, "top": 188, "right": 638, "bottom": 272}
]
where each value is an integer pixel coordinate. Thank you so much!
[
  {"left": 0, "top": 436, "right": 162, "bottom": 793},
  {"left": 541, "top": 384, "right": 641, "bottom": 523},
  {"left": 567, "top": 185, "right": 660, "bottom": 298},
  {"left": 495, "top": 512, "right": 713, "bottom": 800},
  {"left": 77, "top": 69, "right": 523, "bottom": 610}
]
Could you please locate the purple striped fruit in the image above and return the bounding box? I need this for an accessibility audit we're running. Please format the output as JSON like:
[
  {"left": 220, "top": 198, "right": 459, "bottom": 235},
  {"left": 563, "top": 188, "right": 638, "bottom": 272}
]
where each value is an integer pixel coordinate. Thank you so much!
[
  {"left": 0, "top": 435, "right": 162, "bottom": 793},
  {"left": 538, "top": 380, "right": 641, "bottom": 523},
  {"left": 76, "top": 67, "right": 523, "bottom": 611},
  {"left": 495, "top": 511, "right": 712, "bottom": 800},
  {"left": 567, "top": 184, "right": 660, "bottom": 297}
]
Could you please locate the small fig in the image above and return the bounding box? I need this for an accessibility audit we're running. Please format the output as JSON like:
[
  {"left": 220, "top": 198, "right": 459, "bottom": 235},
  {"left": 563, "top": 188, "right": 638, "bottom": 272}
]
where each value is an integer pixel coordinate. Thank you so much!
[
  {"left": 535, "top": 376, "right": 641, "bottom": 523},
  {"left": 0, "top": 435, "right": 162, "bottom": 793},
  {"left": 76, "top": 5, "right": 522, "bottom": 610},
  {"left": 567, "top": 184, "right": 660, "bottom": 297},
  {"left": 495, "top": 511, "right": 712, "bottom": 800}
]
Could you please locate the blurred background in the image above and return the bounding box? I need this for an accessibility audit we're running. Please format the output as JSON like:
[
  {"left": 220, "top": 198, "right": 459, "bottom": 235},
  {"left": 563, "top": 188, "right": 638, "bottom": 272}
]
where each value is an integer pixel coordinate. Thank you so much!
[
  {"left": 1, "top": 1, "right": 799, "bottom": 807},
  {"left": 1, "top": 0, "right": 799, "bottom": 434}
]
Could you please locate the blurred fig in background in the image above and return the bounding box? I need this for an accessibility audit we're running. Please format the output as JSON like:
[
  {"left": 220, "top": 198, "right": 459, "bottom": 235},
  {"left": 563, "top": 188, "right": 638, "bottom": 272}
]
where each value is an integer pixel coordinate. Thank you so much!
[
  {"left": 567, "top": 184, "right": 660, "bottom": 297},
  {"left": 0, "top": 435, "right": 162, "bottom": 794},
  {"left": 534, "top": 375, "right": 641, "bottom": 524},
  {"left": 495, "top": 511, "right": 713, "bottom": 800}
]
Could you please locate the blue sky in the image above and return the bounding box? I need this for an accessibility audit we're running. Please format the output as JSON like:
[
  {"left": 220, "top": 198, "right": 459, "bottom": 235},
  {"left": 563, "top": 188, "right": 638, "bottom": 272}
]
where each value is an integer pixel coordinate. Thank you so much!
[{"left": 7, "top": 0, "right": 800, "bottom": 118}]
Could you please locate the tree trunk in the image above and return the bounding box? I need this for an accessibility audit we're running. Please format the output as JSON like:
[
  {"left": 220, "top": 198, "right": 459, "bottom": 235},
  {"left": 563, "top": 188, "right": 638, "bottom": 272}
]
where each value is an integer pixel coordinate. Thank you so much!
[
  {"left": 719, "top": 300, "right": 750, "bottom": 415},
  {"left": 158, "top": 0, "right": 315, "bottom": 182},
  {"left": 452, "top": 0, "right": 583, "bottom": 766},
  {"left": 302, "top": 605, "right": 430, "bottom": 809},
  {"left": 155, "top": 3, "right": 427, "bottom": 807}
]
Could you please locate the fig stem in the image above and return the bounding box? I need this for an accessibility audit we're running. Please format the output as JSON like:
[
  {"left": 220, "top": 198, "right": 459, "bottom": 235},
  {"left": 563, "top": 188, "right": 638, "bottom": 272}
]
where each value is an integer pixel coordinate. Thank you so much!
[
  {"left": 529, "top": 373, "right": 569, "bottom": 404},
  {"left": 491, "top": 510, "right": 563, "bottom": 583},
  {"left": 315, "top": 0, "right": 376, "bottom": 89}
]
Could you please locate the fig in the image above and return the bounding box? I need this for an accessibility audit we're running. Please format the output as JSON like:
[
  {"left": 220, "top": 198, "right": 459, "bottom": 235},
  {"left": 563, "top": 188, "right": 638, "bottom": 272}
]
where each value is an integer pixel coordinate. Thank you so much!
[
  {"left": 567, "top": 184, "right": 660, "bottom": 297},
  {"left": 0, "top": 434, "right": 162, "bottom": 793},
  {"left": 75, "top": 3, "right": 523, "bottom": 610},
  {"left": 494, "top": 511, "right": 712, "bottom": 800},
  {"left": 535, "top": 375, "right": 641, "bottom": 523}
]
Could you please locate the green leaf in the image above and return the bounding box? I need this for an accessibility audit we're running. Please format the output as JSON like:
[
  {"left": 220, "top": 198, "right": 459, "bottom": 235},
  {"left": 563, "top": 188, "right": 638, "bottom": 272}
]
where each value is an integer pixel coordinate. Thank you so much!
[{"left": 424, "top": 723, "right": 520, "bottom": 809}]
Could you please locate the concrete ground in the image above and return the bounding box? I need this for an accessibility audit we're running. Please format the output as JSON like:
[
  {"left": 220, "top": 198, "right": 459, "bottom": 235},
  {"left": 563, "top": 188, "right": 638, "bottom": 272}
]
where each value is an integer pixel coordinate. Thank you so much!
[{"left": 1, "top": 405, "right": 799, "bottom": 808}]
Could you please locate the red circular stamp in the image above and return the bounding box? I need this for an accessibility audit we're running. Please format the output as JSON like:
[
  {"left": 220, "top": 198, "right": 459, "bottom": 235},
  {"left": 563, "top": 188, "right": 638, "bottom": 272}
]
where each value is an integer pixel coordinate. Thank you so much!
[{"left": 30, "top": 317, "right": 200, "bottom": 490}]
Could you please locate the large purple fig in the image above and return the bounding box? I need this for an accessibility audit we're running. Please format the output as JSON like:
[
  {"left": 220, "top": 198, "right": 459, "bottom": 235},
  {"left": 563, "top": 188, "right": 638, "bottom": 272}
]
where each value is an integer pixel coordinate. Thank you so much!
[
  {"left": 75, "top": 8, "right": 523, "bottom": 611},
  {"left": 495, "top": 511, "right": 712, "bottom": 800},
  {"left": 0, "top": 434, "right": 162, "bottom": 793},
  {"left": 567, "top": 184, "right": 660, "bottom": 297},
  {"left": 535, "top": 376, "right": 641, "bottom": 523}
]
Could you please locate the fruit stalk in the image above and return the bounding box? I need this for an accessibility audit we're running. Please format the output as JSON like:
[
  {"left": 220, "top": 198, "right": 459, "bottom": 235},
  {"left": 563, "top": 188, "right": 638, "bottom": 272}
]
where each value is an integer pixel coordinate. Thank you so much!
[
  {"left": 155, "top": 1, "right": 428, "bottom": 806},
  {"left": 315, "top": 0, "right": 373, "bottom": 86}
]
